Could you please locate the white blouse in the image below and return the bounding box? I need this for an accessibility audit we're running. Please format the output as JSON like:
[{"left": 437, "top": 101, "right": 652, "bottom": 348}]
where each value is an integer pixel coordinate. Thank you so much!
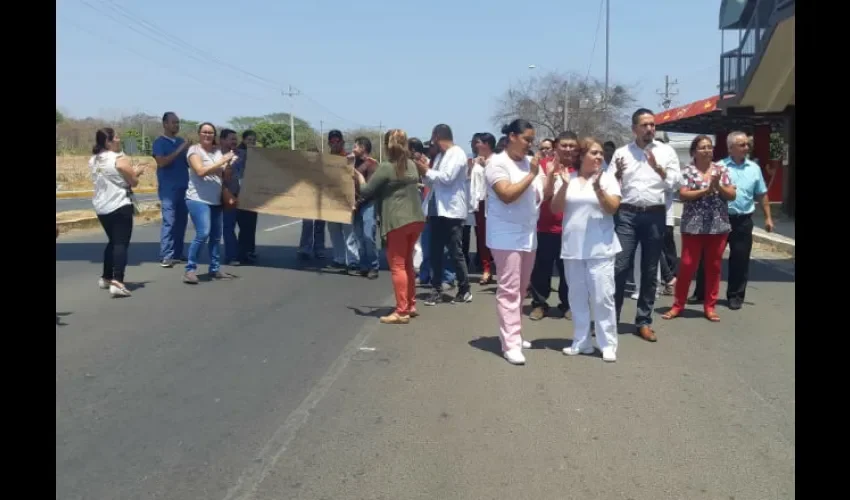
[
  {"left": 557, "top": 170, "right": 622, "bottom": 260},
  {"left": 484, "top": 152, "right": 545, "bottom": 252}
]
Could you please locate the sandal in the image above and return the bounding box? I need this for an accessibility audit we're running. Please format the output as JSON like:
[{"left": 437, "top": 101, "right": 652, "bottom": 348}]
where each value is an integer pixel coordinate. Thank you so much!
[
  {"left": 661, "top": 307, "right": 682, "bottom": 320},
  {"left": 379, "top": 312, "right": 410, "bottom": 324},
  {"left": 479, "top": 273, "right": 493, "bottom": 285},
  {"left": 705, "top": 311, "right": 720, "bottom": 322}
]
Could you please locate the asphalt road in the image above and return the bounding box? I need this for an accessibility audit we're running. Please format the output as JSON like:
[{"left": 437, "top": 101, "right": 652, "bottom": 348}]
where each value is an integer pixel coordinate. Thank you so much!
[
  {"left": 56, "top": 193, "right": 159, "bottom": 213},
  {"left": 56, "top": 216, "right": 795, "bottom": 500}
]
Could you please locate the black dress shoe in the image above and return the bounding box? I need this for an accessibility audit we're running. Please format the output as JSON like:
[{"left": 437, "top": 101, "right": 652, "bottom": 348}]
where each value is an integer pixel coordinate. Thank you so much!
[{"left": 727, "top": 298, "right": 743, "bottom": 310}]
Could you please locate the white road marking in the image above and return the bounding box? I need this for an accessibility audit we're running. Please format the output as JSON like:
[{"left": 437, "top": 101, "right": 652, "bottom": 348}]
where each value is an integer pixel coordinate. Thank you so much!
[
  {"left": 263, "top": 220, "right": 302, "bottom": 232},
  {"left": 221, "top": 311, "right": 388, "bottom": 500}
]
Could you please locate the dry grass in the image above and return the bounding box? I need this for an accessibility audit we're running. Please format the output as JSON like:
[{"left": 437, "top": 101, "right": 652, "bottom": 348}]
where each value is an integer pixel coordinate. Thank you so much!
[{"left": 56, "top": 155, "right": 159, "bottom": 191}]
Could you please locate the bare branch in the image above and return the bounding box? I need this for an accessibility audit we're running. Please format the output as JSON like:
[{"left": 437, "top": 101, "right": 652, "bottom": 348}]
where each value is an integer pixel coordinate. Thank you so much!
[{"left": 492, "top": 70, "right": 637, "bottom": 145}]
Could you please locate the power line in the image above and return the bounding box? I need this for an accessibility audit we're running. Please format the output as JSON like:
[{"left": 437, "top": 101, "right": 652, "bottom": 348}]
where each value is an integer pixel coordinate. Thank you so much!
[
  {"left": 583, "top": 0, "right": 606, "bottom": 84},
  {"left": 58, "top": 15, "right": 267, "bottom": 103},
  {"left": 79, "top": 0, "right": 378, "bottom": 130}
]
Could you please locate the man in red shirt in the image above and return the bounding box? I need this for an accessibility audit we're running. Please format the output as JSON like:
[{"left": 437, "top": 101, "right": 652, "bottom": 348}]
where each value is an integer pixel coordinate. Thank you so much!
[{"left": 529, "top": 131, "right": 579, "bottom": 320}]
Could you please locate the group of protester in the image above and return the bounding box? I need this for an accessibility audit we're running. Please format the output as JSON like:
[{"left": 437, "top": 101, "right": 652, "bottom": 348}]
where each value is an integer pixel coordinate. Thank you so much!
[
  {"left": 84, "top": 106, "right": 774, "bottom": 366},
  {"left": 85, "top": 113, "right": 259, "bottom": 294}
]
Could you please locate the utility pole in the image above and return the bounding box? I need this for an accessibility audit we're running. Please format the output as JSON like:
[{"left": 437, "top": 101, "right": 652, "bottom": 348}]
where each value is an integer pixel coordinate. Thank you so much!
[
  {"left": 604, "top": 0, "right": 610, "bottom": 103},
  {"left": 562, "top": 86, "right": 570, "bottom": 133},
  {"left": 282, "top": 85, "right": 300, "bottom": 150},
  {"left": 320, "top": 120, "right": 324, "bottom": 154},
  {"left": 378, "top": 121, "right": 383, "bottom": 163},
  {"left": 656, "top": 75, "right": 679, "bottom": 109}
]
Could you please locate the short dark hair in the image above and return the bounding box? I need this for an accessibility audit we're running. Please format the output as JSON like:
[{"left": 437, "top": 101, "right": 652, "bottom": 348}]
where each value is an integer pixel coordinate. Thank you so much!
[
  {"left": 162, "top": 112, "right": 177, "bottom": 123},
  {"left": 431, "top": 124, "right": 453, "bottom": 141},
  {"left": 631, "top": 108, "right": 654, "bottom": 125},
  {"left": 603, "top": 140, "right": 616, "bottom": 149},
  {"left": 478, "top": 133, "right": 496, "bottom": 151},
  {"left": 540, "top": 137, "right": 554, "bottom": 145},
  {"left": 328, "top": 129, "right": 343, "bottom": 142},
  {"left": 408, "top": 137, "right": 425, "bottom": 155},
  {"left": 556, "top": 131, "right": 578, "bottom": 142},
  {"left": 354, "top": 136, "right": 372, "bottom": 154},
  {"left": 242, "top": 129, "right": 256, "bottom": 140},
  {"left": 495, "top": 136, "right": 508, "bottom": 153},
  {"left": 220, "top": 128, "right": 237, "bottom": 140}
]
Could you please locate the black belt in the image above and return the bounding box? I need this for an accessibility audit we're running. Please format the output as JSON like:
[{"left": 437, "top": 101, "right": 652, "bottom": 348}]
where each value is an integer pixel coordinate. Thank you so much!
[
  {"left": 728, "top": 213, "right": 752, "bottom": 219},
  {"left": 619, "top": 203, "right": 665, "bottom": 213}
]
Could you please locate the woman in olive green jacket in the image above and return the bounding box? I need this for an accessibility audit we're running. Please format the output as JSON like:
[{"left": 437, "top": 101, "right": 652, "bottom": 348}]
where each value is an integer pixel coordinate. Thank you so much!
[{"left": 355, "top": 129, "right": 426, "bottom": 324}]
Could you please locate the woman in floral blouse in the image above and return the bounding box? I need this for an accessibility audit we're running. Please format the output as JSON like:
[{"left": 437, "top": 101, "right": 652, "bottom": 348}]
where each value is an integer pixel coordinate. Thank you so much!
[{"left": 662, "top": 135, "right": 736, "bottom": 322}]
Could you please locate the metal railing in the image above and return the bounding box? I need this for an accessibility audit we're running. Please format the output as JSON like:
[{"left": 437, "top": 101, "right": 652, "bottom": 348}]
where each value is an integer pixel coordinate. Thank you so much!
[{"left": 718, "top": 0, "right": 787, "bottom": 97}]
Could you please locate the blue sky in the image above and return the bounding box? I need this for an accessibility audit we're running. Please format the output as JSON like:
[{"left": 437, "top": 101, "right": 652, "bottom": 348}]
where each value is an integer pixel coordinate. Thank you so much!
[{"left": 57, "top": 0, "right": 726, "bottom": 147}]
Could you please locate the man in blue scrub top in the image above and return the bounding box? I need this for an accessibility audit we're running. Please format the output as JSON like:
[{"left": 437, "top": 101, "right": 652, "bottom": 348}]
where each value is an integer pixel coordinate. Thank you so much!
[{"left": 152, "top": 112, "right": 190, "bottom": 268}]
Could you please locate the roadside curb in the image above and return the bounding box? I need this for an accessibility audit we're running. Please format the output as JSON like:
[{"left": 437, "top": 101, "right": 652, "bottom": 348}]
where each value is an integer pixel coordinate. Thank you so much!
[
  {"left": 56, "top": 187, "right": 157, "bottom": 199},
  {"left": 56, "top": 203, "right": 162, "bottom": 234},
  {"left": 672, "top": 216, "right": 795, "bottom": 257}
]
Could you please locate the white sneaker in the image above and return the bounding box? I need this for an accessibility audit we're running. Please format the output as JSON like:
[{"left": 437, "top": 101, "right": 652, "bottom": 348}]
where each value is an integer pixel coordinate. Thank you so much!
[
  {"left": 109, "top": 284, "right": 131, "bottom": 298},
  {"left": 602, "top": 348, "right": 617, "bottom": 363},
  {"left": 522, "top": 340, "right": 532, "bottom": 349},
  {"left": 97, "top": 278, "right": 109, "bottom": 290},
  {"left": 630, "top": 291, "right": 639, "bottom": 300},
  {"left": 562, "top": 345, "right": 594, "bottom": 356},
  {"left": 503, "top": 349, "right": 526, "bottom": 365}
]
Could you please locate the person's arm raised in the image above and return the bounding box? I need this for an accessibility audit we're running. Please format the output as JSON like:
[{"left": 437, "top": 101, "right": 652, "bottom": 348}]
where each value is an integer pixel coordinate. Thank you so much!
[
  {"left": 188, "top": 148, "right": 233, "bottom": 177},
  {"left": 489, "top": 152, "right": 541, "bottom": 204}
]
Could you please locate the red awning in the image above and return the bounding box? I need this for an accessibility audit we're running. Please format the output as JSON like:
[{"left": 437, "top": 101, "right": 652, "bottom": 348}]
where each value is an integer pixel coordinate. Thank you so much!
[{"left": 655, "top": 96, "right": 720, "bottom": 126}]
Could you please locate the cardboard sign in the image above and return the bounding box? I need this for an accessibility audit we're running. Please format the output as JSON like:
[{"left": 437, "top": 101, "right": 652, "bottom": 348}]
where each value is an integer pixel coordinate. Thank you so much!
[{"left": 238, "top": 148, "right": 356, "bottom": 224}]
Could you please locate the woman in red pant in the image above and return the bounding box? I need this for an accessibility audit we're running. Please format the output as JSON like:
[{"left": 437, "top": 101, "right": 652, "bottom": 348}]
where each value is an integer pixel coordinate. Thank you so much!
[
  {"left": 356, "top": 129, "right": 426, "bottom": 324},
  {"left": 663, "top": 135, "right": 736, "bottom": 322}
]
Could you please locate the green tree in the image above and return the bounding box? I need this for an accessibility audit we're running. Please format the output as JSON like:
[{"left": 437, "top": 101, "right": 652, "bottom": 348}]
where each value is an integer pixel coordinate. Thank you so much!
[{"left": 56, "top": 109, "right": 64, "bottom": 124}]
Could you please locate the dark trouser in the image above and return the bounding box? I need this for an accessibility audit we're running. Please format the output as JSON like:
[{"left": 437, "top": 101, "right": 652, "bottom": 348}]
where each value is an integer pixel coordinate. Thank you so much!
[
  {"left": 97, "top": 204, "right": 134, "bottom": 283},
  {"left": 693, "top": 213, "right": 754, "bottom": 302},
  {"left": 428, "top": 216, "right": 470, "bottom": 294},
  {"left": 224, "top": 208, "right": 258, "bottom": 262},
  {"left": 659, "top": 224, "right": 678, "bottom": 284},
  {"left": 614, "top": 206, "right": 666, "bottom": 327},
  {"left": 530, "top": 232, "right": 569, "bottom": 311},
  {"left": 237, "top": 209, "right": 258, "bottom": 257},
  {"left": 298, "top": 219, "right": 326, "bottom": 258},
  {"left": 462, "top": 224, "right": 472, "bottom": 271}
]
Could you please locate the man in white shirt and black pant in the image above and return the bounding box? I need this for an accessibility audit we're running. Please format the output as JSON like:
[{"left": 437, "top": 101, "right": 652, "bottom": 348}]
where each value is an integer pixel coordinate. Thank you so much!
[
  {"left": 415, "top": 124, "right": 473, "bottom": 305},
  {"left": 611, "top": 108, "right": 681, "bottom": 342}
]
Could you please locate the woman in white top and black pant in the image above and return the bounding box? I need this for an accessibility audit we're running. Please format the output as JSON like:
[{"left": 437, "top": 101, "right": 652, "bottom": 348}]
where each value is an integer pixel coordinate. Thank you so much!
[
  {"left": 89, "top": 128, "right": 147, "bottom": 297},
  {"left": 485, "top": 120, "right": 545, "bottom": 366},
  {"left": 549, "top": 137, "right": 622, "bottom": 362},
  {"left": 183, "top": 122, "right": 237, "bottom": 284}
]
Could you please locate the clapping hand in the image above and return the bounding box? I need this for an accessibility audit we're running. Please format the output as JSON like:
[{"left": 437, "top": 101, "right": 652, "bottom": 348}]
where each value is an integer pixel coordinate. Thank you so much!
[
  {"left": 645, "top": 148, "right": 657, "bottom": 168},
  {"left": 593, "top": 168, "right": 603, "bottom": 191},
  {"left": 614, "top": 157, "right": 626, "bottom": 181},
  {"left": 529, "top": 151, "right": 541, "bottom": 176}
]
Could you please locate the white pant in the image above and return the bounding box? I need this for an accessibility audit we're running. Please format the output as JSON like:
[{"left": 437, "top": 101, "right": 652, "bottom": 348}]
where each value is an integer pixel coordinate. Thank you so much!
[
  {"left": 413, "top": 239, "right": 423, "bottom": 270},
  {"left": 563, "top": 257, "right": 618, "bottom": 353}
]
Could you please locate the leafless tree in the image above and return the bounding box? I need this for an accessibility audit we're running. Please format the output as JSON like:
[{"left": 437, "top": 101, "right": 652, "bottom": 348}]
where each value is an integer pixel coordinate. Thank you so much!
[{"left": 492, "top": 70, "right": 638, "bottom": 145}]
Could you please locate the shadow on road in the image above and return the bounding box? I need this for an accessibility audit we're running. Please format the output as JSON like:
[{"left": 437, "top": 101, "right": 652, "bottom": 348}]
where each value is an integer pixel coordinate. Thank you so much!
[
  {"left": 347, "top": 305, "right": 394, "bottom": 318},
  {"left": 56, "top": 312, "right": 72, "bottom": 326}
]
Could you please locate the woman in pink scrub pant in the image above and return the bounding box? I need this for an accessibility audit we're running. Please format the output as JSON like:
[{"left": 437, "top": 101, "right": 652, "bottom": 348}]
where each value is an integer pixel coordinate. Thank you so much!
[{"left": 484, "top": 119, "right": 546, "bottom": 366}]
